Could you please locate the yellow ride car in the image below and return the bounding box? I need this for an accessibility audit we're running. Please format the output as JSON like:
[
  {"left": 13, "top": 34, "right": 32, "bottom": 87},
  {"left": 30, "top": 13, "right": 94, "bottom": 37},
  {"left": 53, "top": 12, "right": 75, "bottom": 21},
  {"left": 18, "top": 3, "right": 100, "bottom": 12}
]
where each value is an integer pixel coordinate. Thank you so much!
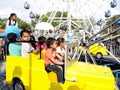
[
  {"left": 76, "top": 43, "right": 107, "bottom": 59},
  {"left": 6, "top": 50, "right": 117, "bottom": 90},
  {"left": 89, "top": 43, "right": 107, "bottom": 59}
]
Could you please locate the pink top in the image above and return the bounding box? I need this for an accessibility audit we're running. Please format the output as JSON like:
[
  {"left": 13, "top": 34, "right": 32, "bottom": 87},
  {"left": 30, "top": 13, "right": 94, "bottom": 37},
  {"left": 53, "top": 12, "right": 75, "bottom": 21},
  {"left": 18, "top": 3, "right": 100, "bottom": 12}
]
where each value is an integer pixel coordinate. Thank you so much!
[{"left": 35, "top": 42, "right": 47, "bottom": 50}]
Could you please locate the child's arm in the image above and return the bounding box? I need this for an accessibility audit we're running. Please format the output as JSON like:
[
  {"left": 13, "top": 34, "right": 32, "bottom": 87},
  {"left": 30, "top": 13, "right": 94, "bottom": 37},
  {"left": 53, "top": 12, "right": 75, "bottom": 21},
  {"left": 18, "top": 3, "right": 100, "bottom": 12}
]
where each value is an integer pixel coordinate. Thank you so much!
[
  {"left": 58, "top": 52, "right": 64, "bottom": 57},
  {"left": 32, "top": 49, "right": 39, "bottom": 54},
  {"left": 50, "top": 57, "right": 64, "bottom": 65},
  {"left": 46, "top": 50, "right": 64, "bottom": 65},
  {"left": 56, "top": 53, "right": 64, "bottom": 60},
  {"left": 30, "top": 44, "right": 39, "bottom": 54}
]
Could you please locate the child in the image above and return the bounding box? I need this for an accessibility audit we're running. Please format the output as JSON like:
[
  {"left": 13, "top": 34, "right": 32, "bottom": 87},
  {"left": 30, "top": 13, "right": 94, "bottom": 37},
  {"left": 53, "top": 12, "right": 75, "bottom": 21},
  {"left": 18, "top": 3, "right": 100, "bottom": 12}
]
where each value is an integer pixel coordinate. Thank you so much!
[
  {"left": 56, "top": 37, "right": 65, "bottom": 56},
  {"left": 6, "top": 13, "right": 18, "bottom": 27},
  {"left": 44, "top": 37, "right": 64, "bottom": 84},
  {"left": 7, "top": 33, "right": 21, "bottom": 56},
  {"left": 20, "top": 30, "right": 39, "bottom": 57},
  {"left": 35, "top": 36, "right": 47, "bottom": 50},
  {"left": 57, "top": 37, "right": 71, "bottom": 61}
]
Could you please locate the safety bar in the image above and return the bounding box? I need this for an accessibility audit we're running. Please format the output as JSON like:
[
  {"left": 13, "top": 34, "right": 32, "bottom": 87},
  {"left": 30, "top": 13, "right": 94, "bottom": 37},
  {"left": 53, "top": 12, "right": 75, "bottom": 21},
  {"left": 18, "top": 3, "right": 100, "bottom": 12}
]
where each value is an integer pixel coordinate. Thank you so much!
[
  {"left": 89, "top": 17, "right": 120, "bottom": 41},
  {"left": 64, "top": 41, "right": 79, "bottom": 80}
]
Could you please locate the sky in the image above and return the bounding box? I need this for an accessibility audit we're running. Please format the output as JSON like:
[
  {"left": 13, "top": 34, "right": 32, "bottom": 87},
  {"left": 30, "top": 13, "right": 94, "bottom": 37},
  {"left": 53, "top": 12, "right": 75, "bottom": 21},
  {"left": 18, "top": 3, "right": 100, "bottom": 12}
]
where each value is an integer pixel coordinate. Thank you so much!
[{"left": 0, "top": 0, "right": 120, "bottom": 23}]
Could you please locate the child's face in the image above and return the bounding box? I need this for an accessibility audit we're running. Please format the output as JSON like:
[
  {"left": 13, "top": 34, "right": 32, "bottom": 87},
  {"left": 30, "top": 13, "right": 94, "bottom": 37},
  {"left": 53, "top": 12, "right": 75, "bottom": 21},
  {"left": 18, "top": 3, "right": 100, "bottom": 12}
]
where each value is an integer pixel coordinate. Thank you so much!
[
  {"left": 43, "top": 42, "right": 46, "bottom": 46},
  {"left": 12, "top": 15, "right": 17, "bottom": 21},
  {"left": 61, "top": 41, "right": 66, "bottom": 47},
  {"left": 21, "top": 32, "right": 31, "bottom": 41},
  {"left": 51, "top": 41, "right": 57, "bottom": 49}
]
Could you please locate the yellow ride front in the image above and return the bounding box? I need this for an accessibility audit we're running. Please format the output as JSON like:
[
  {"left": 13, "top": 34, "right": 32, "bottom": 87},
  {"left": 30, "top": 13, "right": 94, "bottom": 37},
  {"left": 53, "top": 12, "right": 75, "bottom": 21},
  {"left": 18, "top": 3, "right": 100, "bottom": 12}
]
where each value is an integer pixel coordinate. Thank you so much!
[{"left": 6, "top": 53, "right": 117, "bottom": 90}]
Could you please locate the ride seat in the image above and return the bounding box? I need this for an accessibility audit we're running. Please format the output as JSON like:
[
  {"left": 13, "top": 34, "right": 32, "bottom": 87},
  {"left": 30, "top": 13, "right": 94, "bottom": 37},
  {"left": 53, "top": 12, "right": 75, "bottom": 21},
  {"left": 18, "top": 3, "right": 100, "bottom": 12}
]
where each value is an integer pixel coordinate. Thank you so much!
[
  {"left": 41, "top": 49, "right": 46, "bottom": 59},
  {"left": 41, "top": 49, "right": 58, "bottom": 83},
  {"left": 48, "top": 72, "right": 58, "bottom": 83}
]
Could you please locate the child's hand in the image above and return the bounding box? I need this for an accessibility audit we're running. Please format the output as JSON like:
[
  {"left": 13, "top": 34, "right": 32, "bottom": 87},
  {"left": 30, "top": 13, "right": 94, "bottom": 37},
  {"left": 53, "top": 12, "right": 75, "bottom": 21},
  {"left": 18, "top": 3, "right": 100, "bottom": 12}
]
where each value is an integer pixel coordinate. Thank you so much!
[
  {"left": 59, "top": 62, "right": 64, "bottom": 65},
  {"left": 68, "top": 56, "right": 72, "bottom": 61},
  {"left": 32, "top": 49, "right": 39, "bottom": 54}
]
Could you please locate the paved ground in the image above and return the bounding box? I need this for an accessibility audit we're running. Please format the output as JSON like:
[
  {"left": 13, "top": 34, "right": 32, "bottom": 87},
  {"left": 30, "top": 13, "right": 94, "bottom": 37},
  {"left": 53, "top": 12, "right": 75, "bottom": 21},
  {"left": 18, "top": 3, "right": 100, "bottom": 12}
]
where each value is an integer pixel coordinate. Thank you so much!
[
  {"left": 0, "top": 61, "right": 5, "bottom": 72},
  {"left": 0, "top": 61, "right": 8, "bottom": 90}
]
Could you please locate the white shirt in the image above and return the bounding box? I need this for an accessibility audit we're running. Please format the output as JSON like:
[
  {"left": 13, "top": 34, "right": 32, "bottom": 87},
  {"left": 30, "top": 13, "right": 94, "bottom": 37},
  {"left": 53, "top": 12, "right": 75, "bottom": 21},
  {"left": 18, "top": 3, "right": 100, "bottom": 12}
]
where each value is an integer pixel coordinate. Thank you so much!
[
  {"left": 21, "top": 43, "right": 34, "bottom": 57},
  {"left": 6, "top": 20, "right": 18, "bottom": 27},
  {"left": 56, "top": 47, "right": 65, "bottom": 54}
]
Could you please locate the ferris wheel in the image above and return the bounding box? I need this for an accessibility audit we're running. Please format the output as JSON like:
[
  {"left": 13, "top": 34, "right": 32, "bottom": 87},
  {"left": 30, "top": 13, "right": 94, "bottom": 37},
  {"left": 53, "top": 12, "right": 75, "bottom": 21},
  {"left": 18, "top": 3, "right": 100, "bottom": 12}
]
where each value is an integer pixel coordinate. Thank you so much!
[
  {"left": 23, "top": 0, "right": 120, "bottom": 64},
  {"left": 24, "top": 0, "right": 106, "bottom": 30}
]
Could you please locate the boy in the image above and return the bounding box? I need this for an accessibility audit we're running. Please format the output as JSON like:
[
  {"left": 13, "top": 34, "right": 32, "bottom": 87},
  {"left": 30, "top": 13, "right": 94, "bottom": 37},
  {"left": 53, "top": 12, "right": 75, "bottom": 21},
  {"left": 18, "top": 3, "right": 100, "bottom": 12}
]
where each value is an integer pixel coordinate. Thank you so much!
[
  {"left": 20, "top": 30, "right": 39, "bottom": 57},
  {"left": 44, "top": 37, "right": 64, "bottom": 84}
]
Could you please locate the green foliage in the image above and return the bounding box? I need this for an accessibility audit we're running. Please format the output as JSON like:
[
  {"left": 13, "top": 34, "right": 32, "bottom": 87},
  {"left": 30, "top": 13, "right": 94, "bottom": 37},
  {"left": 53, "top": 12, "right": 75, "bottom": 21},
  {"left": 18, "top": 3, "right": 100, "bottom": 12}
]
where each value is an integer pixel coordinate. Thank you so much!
[
  {"left": 89, "top": 16, "right": 95, "bottom": 25},
  {"left": 41, "top": 11, "right": 68, "bottom": 27},
  {"left": 0, "top": 17, "right": 30, "bottom": 29},
  {"left": 31, "top": 19, "right": 36, "bottom": 28},
  {"left": 17, "top": 18, "right": 30, "bottom": 29},
  {"left": 32, "top": 11, "right": 95, "bottom": 30},
  {"left": 106, "top": 15, "right": 120, "bottom": 29},
  {"left": 41, "top": 15, "right": 48, "bottom": 22},
  {"left": 55, "top": 11, "right": 67, "bottom": 17},
  {"left": 0, "top": 18, "right": 7, "bottom": 29}
]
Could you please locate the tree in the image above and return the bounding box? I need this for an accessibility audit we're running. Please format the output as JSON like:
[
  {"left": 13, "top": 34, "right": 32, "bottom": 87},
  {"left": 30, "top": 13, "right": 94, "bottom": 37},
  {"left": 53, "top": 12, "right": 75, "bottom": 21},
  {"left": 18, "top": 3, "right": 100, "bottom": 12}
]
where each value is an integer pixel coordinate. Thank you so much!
[
  {"left": 0, "top": 18, "right": 7, "bottom": 29},
  {"left": 17, "top": 18, "right": 30, "bottom": 29},
  {"left": 31, "top": 11, "right": 95, "bottom": 31},
  {"left": 40, "top": 11, "right": 75, "bottom": 29},
  {"left": 0, "top": 17, "right": 30, "bottom": 29}
]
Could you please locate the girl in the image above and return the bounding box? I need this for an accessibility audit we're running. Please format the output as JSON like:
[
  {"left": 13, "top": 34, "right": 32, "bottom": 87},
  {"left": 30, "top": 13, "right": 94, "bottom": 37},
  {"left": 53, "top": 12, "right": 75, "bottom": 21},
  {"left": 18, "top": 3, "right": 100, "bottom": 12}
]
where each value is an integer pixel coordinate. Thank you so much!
[
  {"left": 6, "top": 13, "right": 18, "bottom": 27},
  {"left": 57, "top": 37, "right": 71, "bottom": 61},
  {"left": 35, "top": 36, "right": 47, "bottom": 50},
  {"left": 56, "top": 37, "right": 65, "bottom": 57}
]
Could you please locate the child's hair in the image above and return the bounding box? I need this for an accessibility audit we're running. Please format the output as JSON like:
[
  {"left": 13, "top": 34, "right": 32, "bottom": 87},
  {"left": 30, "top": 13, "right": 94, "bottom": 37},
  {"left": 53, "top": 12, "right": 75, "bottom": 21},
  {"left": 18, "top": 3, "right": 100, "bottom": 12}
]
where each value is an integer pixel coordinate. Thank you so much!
[
  {"left": 57, "top": 37, "right": 65, "bottom": 46},
  {"left": 20, "top": 29, "right": 31, "bottom": 37},
  {"left": 7, "top": 33, "right": 17, "bottom": 42},
  {"left": 46, "top": 37, "right": 56, "bottom": 48},
  {"left": 8, "top": 13, "right": 17, "bottom": 25},
  {"left": 9, "top": 13, "right": 16, "bottom": 20},
  {"left": 38, "top": 36, "right": 46, "bottom": 45}
]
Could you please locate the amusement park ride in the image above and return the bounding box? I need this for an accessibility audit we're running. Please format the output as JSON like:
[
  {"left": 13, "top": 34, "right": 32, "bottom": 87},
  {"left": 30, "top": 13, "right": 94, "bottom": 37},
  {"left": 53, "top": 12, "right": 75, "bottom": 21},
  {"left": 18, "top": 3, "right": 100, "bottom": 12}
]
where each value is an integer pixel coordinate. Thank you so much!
[{"left": 1, "top": 0, "right": 120, "bottom": 90}]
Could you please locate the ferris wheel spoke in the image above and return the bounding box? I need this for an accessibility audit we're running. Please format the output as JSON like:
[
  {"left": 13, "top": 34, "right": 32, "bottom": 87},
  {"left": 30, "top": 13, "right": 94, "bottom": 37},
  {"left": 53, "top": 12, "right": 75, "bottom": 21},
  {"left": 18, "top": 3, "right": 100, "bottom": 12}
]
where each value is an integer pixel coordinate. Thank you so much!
[{"left": 77, "top": 48, "right": 83, "bottom": 61}]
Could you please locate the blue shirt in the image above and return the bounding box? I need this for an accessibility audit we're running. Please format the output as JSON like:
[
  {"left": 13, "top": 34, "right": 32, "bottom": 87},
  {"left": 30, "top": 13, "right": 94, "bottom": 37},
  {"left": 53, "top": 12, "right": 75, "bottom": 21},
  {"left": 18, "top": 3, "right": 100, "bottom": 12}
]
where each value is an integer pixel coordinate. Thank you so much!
[{"left": 9, "top": 43, "right": 21, "bottom": 56}]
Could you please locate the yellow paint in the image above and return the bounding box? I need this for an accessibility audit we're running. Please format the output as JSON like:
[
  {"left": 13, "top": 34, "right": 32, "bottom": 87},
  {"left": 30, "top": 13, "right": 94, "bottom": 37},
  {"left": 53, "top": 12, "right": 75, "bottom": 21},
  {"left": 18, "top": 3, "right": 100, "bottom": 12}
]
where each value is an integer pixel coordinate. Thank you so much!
[
  {"left": 89, "top": 44, "right": 107, "bottom": 56},
  {"left": 41, "top": 49, "right": 46, "bottom": 59},
  {"left": 75, "top": 44, "right": 107, "bottom": 56},
  {"left": 6, "top": 53, "right": 118, "bottom": 90}
]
